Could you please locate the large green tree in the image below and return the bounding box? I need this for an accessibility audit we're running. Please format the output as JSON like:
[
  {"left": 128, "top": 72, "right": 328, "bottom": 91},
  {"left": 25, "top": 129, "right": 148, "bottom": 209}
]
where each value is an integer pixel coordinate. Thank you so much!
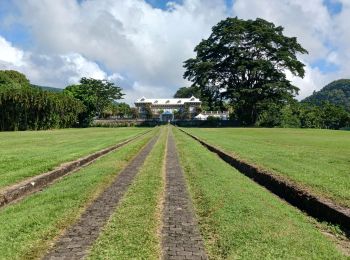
[
  {"left": 64, "top": 77, "right": 124, "bottom": 126},
  {"left": 183, "top": 17, "right": 308, "bottom": 125},
  {"left": 0, "top": 70, "right": 30, "bottom": 90},
  {"left": 174, "top": 86, "right": 200, "bottom": 98}
]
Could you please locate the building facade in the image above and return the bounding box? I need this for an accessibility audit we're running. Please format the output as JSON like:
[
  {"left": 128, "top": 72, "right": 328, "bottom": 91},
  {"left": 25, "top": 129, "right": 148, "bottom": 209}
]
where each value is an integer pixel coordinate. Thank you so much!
[
  {"left": 134, "top": 96, "right": 201, "bottom": 121},
  {"left": 194, "top": 111, "right": 230, "bottom": 120}
]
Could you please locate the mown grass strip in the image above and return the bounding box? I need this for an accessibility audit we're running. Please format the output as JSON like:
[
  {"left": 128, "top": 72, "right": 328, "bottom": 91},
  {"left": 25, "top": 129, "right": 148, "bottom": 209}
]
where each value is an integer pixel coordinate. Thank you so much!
[
  {"left": 0, "top": 130, "right": 155, "bottom": 260},
  {"left": 0, "top": 127, "right": 150, "bottom": 188},
  {"left": 0, "top": 131, "right": 150, "bottom": 208},
  {"left": 183, "top": 128, "right": 350, "bottom": 208},
  {"left": 173, "top": 128, "right": 346, "bottom": 259},
  {"left": 180, "top": 128, "right": 350, "bottom": 231},
  {"left": 88, "top": 127, "right": 167, "bottom": 259}
]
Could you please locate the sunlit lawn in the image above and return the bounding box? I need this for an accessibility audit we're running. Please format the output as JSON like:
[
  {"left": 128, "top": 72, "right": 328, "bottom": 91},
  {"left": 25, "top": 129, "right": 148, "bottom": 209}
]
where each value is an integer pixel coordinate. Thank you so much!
[
  {"left": 0, "top": 131, "right": 154, "bottom": 260},
  {"left": 174, "top": 128, "right": 346, "bottom": 259},
  {"left": 0, "top": 127, "right": 150, "bottom": 188},
  {"left": 184, "top": 127, "right": 350, "bottom": 208}
]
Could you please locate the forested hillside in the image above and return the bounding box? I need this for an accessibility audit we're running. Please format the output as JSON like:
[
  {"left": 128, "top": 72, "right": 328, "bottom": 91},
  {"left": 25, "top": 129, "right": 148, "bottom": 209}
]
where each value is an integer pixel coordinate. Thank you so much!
[
  {"left": 303, "top": 79, "right": 350, "bottom": 111},
  {"left": 31, "top": 84, "right": 63, "bottom": 93}
]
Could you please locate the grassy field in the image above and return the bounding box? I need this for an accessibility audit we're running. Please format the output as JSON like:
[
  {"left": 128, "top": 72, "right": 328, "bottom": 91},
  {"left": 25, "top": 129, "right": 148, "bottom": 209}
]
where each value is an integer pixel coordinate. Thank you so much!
[
  {"left": 183, "top": 128, "right": 350, "bottom": 208},
  {"left": 174, "top": 128, "right": 346, "bottom": 259},
  {"left": 0, "top": 127, "right": 149, "bottom": 188},
  {"left": 88, "top": 127, "right": 167, "bottom": 259},
  {"left": 0, "top": 130, "right": 154, "bottom": 260}
]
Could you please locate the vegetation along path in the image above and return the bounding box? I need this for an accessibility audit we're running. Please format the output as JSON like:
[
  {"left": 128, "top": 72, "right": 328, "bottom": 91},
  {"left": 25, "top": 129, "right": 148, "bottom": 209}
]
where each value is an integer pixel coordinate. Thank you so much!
[
  {"left": 43, "top": 134, "right": 159, "bottom": 260},
  {"left": 162, "top": 130, "right": 207, "bottom": 260}
]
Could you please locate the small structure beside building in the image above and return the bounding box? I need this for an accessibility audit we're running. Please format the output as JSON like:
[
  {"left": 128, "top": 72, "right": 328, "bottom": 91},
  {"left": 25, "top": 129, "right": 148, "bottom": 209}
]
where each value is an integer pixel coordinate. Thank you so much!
[
  {"left": 194, "top": 111, "right": 230, "bottom": 120},
  {"left": 135, "top": 96, "right": 201, "bottom": 121}
]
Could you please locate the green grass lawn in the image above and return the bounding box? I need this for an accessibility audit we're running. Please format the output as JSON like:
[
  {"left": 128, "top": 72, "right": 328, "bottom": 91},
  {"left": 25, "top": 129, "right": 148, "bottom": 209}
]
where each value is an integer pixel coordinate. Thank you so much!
[
  {"left": 0, "top": 130, "right": 155, "bottom": 260},
  {"left": 88, "top": 127, "right": 167, "bottom": 259},
  {"left": 174, "top": 128, "right": 346, "bottom": 259},
  {"left": 183, "top": 128, "right": 350, "bottom": 208},
  {"left": 0, "top": 127, "right": 149, "bottom": 188}
]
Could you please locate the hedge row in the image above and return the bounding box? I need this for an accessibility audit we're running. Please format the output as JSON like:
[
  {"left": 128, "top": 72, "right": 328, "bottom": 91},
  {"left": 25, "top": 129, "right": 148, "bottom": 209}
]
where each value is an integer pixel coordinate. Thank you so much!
[{"left": 0, "top": 87, "right": 84, "bottom": 131}]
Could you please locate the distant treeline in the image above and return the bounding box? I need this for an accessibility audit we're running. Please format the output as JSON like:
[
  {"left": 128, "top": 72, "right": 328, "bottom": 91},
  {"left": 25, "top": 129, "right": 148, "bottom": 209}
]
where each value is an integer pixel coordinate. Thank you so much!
[
  {"left": 256, "top": 101, "right": 350, "bottom": 130},
  {"left": 0, "top": 70, "right": 125, "bottom": 131},
  {"left": 174, "top": 85, "right": 350, "bottom": 130},
  {"left": 255, "top": 79, "right": 350, "bottom": 129},
  {"left": 0, "top": 70, "right": 84, "bottom": 131},
  {"left": 31, "top": 84, "right": 64, "bottom": 93}
]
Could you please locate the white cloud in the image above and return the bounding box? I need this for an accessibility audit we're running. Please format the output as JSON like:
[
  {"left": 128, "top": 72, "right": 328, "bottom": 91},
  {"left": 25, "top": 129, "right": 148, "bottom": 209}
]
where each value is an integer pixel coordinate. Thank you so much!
[
  {"left": 0, "top": 36, "right": 25, "bottom": 67},
  {"left": 231, "top": 0, "right": 350, "bottom": 99},
  {"left": 11, "top": 0, "right": 227, "bottom": 100},
  {"left": 332, "top": 1, "right": 350, "bottom": 78},
  {"left": 1, "top": 0, "right": 349, "bottom": 103},
  {"left": 0, "top": 36, "right": 112, "bottom": 88},
  {"left": 287, "top": 63, "right": 330, "bottom": 99},
  {"left": 233, "top": 0, "right": 332, "bottom": 62},
  {"left": 61, "top": 53, "right": 107, "bottom": 84}
]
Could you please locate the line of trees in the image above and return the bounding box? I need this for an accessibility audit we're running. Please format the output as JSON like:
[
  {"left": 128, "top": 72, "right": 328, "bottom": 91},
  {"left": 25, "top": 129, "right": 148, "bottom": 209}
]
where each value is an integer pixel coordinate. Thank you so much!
[
  {"left": 173, "top": 84, "right": 350, "bottom": 129},
  {"left": 0, "top": 87, "right": 85, "bottom": 131},
  {"left": 0, "top": 70, "right": 125, "bottom": 131},
  {"left": 101, "top": 102, "right": 139, "bottom": 119},
  {"left": 0, "top": 70, "right": 85, "bottom": 131},
  {"left": 256, "top": 101, "right": 350, "bottom": 130}
]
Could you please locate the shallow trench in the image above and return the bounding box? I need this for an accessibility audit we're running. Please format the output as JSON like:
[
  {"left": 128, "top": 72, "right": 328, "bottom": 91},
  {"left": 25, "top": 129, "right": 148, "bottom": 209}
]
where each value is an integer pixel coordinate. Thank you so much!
[{"left": 178, "top": 128, "right": 350, "bottom": 237}]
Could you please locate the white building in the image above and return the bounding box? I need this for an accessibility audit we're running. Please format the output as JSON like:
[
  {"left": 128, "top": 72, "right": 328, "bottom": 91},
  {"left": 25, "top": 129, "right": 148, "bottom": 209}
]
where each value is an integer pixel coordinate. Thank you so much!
[
  {"left": 194, "top": 111, "right": 230, "bottom": 120},
  {"left": 135, "top": 96, "right": 201, "bottom": 121}
]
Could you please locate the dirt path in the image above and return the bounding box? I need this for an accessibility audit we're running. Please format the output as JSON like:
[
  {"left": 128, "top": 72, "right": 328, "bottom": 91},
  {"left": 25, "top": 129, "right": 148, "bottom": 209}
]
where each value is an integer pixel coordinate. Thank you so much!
[
  {"left": 43, "top": 134, "right": 159, "bottom": 260},
  {"left": 162, "top": 131, "right": 207, "bottom": 260}
]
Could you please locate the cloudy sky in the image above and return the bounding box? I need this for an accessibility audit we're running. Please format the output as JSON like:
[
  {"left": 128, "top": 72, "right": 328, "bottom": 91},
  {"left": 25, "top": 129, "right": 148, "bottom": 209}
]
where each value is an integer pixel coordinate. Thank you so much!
[{"left": 0, "top": 0, "right": 349, "bottom": 104}]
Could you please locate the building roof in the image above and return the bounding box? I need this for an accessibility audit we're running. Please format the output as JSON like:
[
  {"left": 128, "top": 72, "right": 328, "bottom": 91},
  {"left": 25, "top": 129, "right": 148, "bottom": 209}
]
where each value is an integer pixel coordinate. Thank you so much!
[{"left": 135, "top": 96, "right": 201, "bottom": 105}]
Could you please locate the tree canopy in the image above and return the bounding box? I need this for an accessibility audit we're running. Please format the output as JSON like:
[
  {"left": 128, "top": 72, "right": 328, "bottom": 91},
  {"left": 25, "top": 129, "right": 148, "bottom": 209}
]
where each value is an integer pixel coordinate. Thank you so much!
[
  {"left": 174, "top": 86, "right": 200, "bottom": 98},
  {"left": 256, "top": 101, "right": 350, "bottom": 130},
  {"left": 183, "top": 17, "right": 308, "bottom": 125},
  {"left": 102, "top": 102, "right": 132, "bottom": 119},
  {"left": 0, "top": 70, "right": 30, "bottom": 90},
  {"left": 64, "top": 78, "right": 124, "bottom": 126},
  {"left": 0, "top": 70, "right": 84, "bottom": 131}
]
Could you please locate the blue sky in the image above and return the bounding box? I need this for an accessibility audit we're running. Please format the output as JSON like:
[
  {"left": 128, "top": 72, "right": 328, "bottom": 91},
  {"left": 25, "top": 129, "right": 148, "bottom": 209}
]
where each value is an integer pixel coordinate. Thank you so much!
[
  {"left": 0, "top": 0, "right": 349, "bottom": 102},
  {"left": 145, "top": 0, "right": 235, "bottom": 9},
  {"left": 323, "top": 0, "right": 343, "bottom": 14}
]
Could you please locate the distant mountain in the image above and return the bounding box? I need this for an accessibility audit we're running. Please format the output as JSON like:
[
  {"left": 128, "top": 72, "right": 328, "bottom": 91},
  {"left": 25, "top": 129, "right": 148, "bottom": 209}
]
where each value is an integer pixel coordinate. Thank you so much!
[
  {"left": 302, "top": 79, "right": 350, "bottom": 111},
  {"left": 31, "top": 84, "right": 64, "bottom": 93}
]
